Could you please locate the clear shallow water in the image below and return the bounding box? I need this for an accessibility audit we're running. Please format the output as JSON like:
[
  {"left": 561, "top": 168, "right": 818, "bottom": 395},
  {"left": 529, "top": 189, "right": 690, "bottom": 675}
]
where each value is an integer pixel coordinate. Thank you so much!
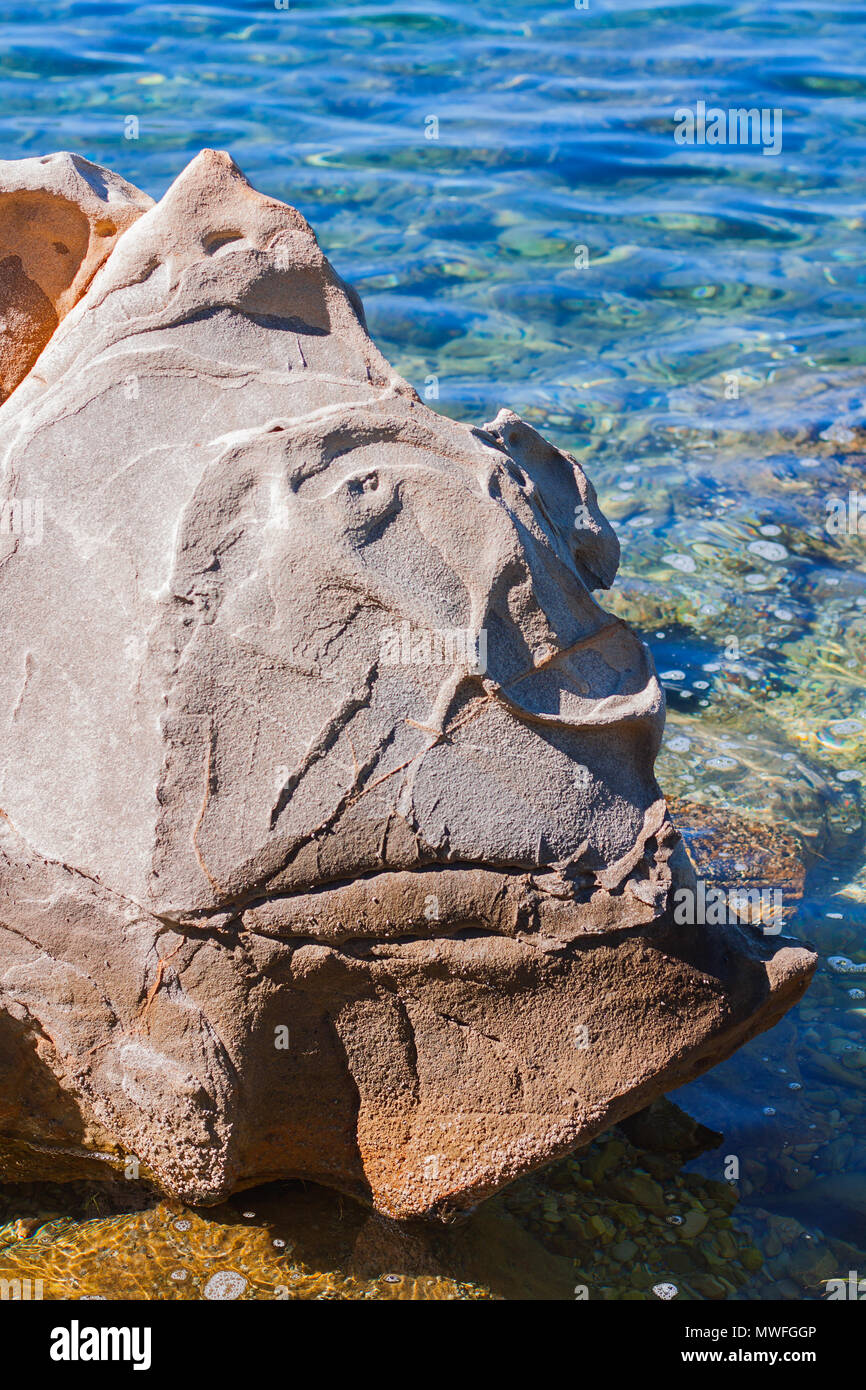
[{"left": 2, "top": 0, "right": 866, "bottom": 1299}]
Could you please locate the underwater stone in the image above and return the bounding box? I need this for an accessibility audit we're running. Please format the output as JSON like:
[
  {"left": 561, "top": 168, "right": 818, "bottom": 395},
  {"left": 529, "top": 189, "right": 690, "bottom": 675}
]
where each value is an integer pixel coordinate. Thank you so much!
[{"left": 0, "top": 149, "right": 816, "bottom": 1218}]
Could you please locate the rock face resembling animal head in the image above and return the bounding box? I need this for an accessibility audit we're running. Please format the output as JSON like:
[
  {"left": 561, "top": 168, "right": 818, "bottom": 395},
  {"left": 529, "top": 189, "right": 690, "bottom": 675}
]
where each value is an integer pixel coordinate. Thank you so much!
[{"left": 0, "top": 151, "right": 814, "bottom": 1217}]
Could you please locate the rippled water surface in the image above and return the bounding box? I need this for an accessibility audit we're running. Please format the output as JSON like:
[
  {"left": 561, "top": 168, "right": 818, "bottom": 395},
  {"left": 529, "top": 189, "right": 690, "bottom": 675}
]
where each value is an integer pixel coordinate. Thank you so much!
[{"left": 2, "top": 0, "right": 866, "bottom": 1299}]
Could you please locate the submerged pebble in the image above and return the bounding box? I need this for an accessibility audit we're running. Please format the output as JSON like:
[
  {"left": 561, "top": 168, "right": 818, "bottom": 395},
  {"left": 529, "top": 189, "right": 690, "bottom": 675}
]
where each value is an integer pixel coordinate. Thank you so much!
[
  {"left": 203, "top": 1271, "right": 248, "bottom": 1301},
  {"left": 829, "top": 957, "right": 866, "bottom": 975}
]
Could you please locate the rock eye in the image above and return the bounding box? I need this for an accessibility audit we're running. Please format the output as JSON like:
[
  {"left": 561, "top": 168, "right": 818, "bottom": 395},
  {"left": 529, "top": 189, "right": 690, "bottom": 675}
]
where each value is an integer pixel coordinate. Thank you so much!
[
  {"left": 346, "top": 473, "right": 378, "bottom": 497},
  {"left": 203, "top": 230, "right": 245, "bottom": 254}
]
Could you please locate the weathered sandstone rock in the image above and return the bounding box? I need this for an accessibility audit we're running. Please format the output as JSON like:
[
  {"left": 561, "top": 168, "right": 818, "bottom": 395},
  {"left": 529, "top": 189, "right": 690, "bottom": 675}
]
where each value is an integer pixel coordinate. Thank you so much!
[
  {"left": 0, "top": 150, "right": 815, "bottom": 1217},
  {"left": 0, "top": 152, "right": 152, "bottom": 402}
]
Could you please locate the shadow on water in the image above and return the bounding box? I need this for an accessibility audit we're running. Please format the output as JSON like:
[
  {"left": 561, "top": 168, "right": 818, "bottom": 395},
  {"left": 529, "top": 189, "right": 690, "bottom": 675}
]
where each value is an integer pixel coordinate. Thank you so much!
[{"left": 0, "top": 1177, "right": 574, "bottom": 1300}]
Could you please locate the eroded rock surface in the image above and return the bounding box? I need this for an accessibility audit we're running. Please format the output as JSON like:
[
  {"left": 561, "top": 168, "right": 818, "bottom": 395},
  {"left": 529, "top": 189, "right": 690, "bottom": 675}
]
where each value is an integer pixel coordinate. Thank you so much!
[
  {"left": 0, "top": 150, "right": 815, "bottom": 1217},
  {"left": 0, "top": 151, "right": 152, "bottom": 402}
]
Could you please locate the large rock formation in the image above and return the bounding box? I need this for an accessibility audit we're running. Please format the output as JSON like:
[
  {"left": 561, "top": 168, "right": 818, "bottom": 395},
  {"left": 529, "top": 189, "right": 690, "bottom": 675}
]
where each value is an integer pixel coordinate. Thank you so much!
[{"left": 0, "top": 150, "right": 815, "bottom": 1218}]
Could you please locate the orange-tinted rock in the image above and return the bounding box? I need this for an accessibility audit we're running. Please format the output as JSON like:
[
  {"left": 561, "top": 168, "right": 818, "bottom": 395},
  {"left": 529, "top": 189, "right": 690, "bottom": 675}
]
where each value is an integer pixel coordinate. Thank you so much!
[{"left": 0, "top": 152, "right": 152, "bottom": 400}]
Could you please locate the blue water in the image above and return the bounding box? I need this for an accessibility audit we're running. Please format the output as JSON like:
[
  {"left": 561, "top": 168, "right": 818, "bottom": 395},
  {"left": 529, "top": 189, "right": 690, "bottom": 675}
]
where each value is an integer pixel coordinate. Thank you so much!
[
  {"left": 2, "top": 0, "right": 865, "bottom": 427},
  {"left": 2, "top": 0, "right": 866, "bottom": 1297}
]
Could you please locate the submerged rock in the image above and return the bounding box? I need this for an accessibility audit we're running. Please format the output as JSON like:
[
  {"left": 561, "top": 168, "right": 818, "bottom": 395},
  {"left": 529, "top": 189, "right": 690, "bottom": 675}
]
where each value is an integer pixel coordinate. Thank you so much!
[
  {"left": 618, "top": 1097, "right": 722, "bottom": 1160},
  {"left": 0, "top": 150, "right": 815, "bottom": 1218}
]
